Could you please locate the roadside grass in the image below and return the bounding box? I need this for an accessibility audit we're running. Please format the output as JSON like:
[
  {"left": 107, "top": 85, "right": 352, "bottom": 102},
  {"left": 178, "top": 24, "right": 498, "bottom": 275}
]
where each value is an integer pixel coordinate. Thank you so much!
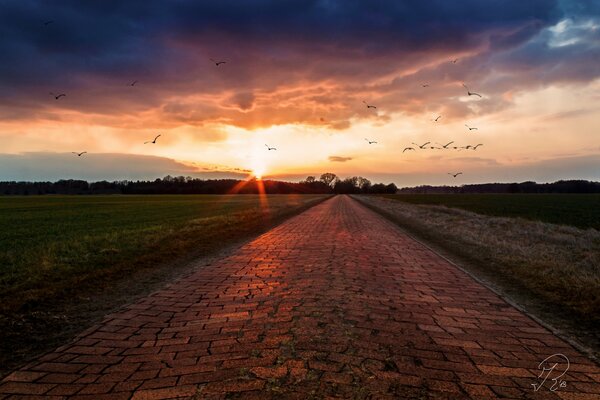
[
  {"left": 356, "top": 195, "right": 600, "bottom": 330},
  {"left": 1, "top": 194, "right": 328, "bottom": 312},
  {"left": 380, "top": 194, "right": 600, "bottom": 230}
]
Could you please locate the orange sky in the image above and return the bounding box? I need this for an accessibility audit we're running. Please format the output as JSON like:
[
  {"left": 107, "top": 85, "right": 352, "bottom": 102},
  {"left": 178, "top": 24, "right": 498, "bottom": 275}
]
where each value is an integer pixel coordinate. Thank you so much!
[{"left": 0, "top": 2, "right": 599, "bottom": 186}]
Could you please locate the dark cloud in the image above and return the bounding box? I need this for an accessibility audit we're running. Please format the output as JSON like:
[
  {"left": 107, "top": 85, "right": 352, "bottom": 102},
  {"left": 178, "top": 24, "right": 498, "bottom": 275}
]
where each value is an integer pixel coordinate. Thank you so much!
[
  {"left": 0, "top": 152, "right": 246, "bottom": 181},
  {"left": 0, "top": 0, "right": 596, "bottom": 128},
  {"left": 328, "top": 156, "right": 353, "bottom": 162}
]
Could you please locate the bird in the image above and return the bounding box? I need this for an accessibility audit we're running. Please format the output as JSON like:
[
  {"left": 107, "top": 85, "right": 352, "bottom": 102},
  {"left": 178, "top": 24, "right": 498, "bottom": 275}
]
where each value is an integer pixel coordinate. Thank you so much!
[
  {"left": 320, "top": 117, "right": 325, "bottom": 122},
  {"left": 429, "top": 146, "right": 442, "bottom": 150},
  {"left": 462, "top": 83, "right": 482, "bottom": 98},
  {"left": 144, "top": 134, "right": 161, "bottom": 144},
  {"left": 422, "top": 83, "right": 430, "bottom": 88},
  {"left": 365, "top": 138, "right": 377, "bottom": 144},
  {"left": 43, "top": 20, "right": 54, "bottom": 26},
  {"left": 403, "top": 147, "right": 415, "bottom": 153},
  {"left": 451, "top": 58, "right": 459, "bottom": 64},
  {"left": 362, "top": 101, "right": 376, "bottom": 109},
  {"left": 465, "top": 124, "right": 478, "bottom": 131},
  {"left": 265, "top": 144, "right": 277, "bottom": 151},
  {"left": 448, "top": 172, "right": 463, "bottom": 178},
  {"left": 472, "top": 143, "right": 484, "bottom": 150},
  {"left": 210, "top": 58, "right": 226, "bottom": 66},
  {"left": 412, "top": 142, "right": 431, "bottom": 149},
  {"left": 71, "top": 151, "right": 87, "bottom": 157},
  {"left": 437, "top": 141, "right": 455, "bottom": 149},
  {"left": 433, "top": 115, "right": 441, "bottom": 122},
  {"left": 129, "top": 80, "right": 138, "bottom": 86},
  {"left": 50, "top": 92, "right": 66, "bottom": 100}
]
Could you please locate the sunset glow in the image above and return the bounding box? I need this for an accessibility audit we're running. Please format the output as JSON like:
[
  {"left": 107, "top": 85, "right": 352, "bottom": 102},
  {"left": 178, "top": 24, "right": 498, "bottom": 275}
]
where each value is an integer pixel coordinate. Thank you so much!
[{"left": 0, "top": 1, "right": 598, "bottom": 185}]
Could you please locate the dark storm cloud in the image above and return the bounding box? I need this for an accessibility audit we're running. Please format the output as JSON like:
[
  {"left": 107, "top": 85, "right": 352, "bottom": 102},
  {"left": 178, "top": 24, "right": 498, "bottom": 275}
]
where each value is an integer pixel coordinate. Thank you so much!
[
  {"left": 0, "top": 0, "right": 595, "bottom": 127},
  {"left": 0, "top": 152, "right": 246, "bottom": 181}
]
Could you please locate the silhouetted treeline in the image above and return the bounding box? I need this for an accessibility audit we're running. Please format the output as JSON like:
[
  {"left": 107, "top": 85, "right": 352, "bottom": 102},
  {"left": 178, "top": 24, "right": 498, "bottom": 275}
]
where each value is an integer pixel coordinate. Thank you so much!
[
  {"left": 0, "top": 173, "right": 398, "bottom": 195},
  {"left": 398, "top": 180, "right": 600, "bottom": 194}
]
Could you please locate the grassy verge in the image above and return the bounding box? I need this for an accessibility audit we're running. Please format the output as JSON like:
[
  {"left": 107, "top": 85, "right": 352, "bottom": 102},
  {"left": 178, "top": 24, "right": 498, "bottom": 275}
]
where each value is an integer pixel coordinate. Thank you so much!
[
  {"left": 0, "top": 194, "right": 329, "bottom": 374},
  {"left": 355, "top": 195, "right": 600, "bottom": 354},
  {"left": 381, "top": 194, "right": 600, "bottom": 230}
]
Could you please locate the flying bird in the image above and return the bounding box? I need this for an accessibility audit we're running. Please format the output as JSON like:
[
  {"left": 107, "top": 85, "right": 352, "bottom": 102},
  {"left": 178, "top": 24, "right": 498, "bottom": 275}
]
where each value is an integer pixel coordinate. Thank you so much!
[
  {"left": 362, "top": 101, "right": 376, "bottom": 109},
  {"left": 144, "top": 134, "right": 161, "bottom": 144},
  {"left": 448, "top": 172, "right": 463, "bottom": 178},
  {"left": 433, "top": 115, "right": 441, "bottom": 122},
  {"left": 465, "top": 124, "right": 478, "bottom": 131},
  {"left": 43, "top": 20, "right": 54, "bottom": 26},
  {"left": 210, "top": 58, "right": 226, "bottom": 66},
  {"left": 71, "top": 151, "right": 87, "bottom": 157},
  {"left": 365, "top": 138, "right": 377, "bottom": 144},
  {"left": 265, "top": 144, "right": 277, "bottom": 151},
  {"left": 437, "top": 141, "right": 455, "bottom": 149},
  {"left": 130, "top": 80, "right": 138, "bottom": 86},
  {"left": 50, "top": 92, "right": 66, "bottom": 100},
  {"left": 412, "top": 142, "right": 431, "bottom": 149},
  {"left": 451, "top": 58, "right": 459, "bottom": 64},
  {"left": 403, "top": 147, "right": 415, "bottom": 153},
  {"left": 472, "top": 144, "right": 484, "bottom": 150},
  {"left": 422, "top": 83, "right": 430, "bottom": 88},
  {"left": 462, "top": 84, "right": 482, "bottom": 98}
]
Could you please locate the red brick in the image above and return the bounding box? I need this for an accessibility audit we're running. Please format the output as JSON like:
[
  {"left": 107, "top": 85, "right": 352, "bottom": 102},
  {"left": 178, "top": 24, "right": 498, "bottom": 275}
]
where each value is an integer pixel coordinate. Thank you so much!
[{"left": 131, "top": 385, "right": 198, "bottom": 399}]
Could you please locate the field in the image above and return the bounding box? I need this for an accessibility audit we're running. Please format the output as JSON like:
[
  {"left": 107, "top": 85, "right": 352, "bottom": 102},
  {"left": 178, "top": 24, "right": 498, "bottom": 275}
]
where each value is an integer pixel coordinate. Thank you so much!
[
  {"left": 380, "top": 194, "right": 600, "bottom": 230},
  {"left": 0, "top": 194, "right": 327, "bottom": 373}
]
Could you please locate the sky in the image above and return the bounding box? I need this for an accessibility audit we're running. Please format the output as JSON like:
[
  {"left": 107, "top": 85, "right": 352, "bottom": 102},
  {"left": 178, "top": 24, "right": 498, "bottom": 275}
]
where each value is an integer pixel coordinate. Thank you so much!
[{"left": 0, "top": 0, "right": 599, "bottom": 186}]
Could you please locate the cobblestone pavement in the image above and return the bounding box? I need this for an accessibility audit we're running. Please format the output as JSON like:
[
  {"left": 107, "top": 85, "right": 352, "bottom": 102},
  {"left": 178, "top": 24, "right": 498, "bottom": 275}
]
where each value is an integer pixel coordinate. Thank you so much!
[{"left": 1, "top": 195, "right": 599, "bottom": 399}]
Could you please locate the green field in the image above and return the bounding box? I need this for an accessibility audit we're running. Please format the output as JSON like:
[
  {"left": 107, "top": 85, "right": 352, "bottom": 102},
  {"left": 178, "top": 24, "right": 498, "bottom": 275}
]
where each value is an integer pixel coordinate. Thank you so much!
[
  {"left": 380, "top": 194, "right": 600, "bottom": 230},
  {"left": 0, "top": 194, "right": 326, "bottom": 313}
]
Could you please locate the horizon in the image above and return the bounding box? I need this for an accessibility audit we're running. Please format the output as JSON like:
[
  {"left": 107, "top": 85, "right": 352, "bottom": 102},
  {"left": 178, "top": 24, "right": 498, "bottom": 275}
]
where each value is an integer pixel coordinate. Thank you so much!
[{"left": 1, "top": 1, "right": 599, "bottom": 186}]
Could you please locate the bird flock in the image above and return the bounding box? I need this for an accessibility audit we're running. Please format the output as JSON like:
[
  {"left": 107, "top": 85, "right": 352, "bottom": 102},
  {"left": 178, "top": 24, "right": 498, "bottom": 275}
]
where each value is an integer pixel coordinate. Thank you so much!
[
  {"left": 362, "top": 69, "right": 487, "bottom": 179},
  {"left": 42, "top": 16, "right": 484, "bottom": 182}
]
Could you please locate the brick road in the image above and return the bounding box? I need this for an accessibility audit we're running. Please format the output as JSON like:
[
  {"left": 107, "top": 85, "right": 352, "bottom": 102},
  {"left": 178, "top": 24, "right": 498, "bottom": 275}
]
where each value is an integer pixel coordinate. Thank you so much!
[{"left": 1, "top": 195, "right": 599, "bottom": 399}]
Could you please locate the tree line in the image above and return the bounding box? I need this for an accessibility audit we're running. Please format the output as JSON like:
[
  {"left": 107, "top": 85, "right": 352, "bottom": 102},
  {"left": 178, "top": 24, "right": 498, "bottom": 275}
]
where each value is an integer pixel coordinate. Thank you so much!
[
  {"left": 0, "top": 173, "right": 397, "bottom": 195},
  {"left": 398, "top": 180, "right": 600, "bottom": 194}
]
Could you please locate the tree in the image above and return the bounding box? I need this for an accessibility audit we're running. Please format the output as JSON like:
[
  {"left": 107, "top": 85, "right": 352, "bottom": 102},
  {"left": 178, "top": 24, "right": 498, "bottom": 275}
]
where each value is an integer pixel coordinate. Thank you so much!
[
  {"left": 305, "top": 176, "right": 316, "bottom": 184},
  {"left": 357, "top": 177, "right": 371, "bottom": 192},
  {"left": 385, "top": 183, "right": 398, "bottom": 194},
  {"left": 320, "top": 173, "right": 338, "bottom": 188}
]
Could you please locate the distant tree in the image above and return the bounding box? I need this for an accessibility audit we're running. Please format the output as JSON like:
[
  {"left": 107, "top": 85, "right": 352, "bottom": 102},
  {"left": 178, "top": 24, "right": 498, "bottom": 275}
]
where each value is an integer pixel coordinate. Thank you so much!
[
  {"left": 305, "top": 176, "right": 316, "bottom": 184},
  {"left": 357, "top": 177, "right": 371, "bottom": 192},
  {"left": 385, "top": 183, "right": 398, "bottom": 194},
  {"left": 320, "top": 173, "right": 338, "bottom": 188}
]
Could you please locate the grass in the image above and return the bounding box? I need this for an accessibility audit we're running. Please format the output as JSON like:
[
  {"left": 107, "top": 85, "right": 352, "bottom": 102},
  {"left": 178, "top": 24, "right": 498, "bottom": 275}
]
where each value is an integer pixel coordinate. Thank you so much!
[
  {"left": 0, "top": 194, "right": 327, "bottom": 313},
  {"left": 357, "top": 195, "right": 600, "bottom": 344},
  {"left": 380, "top": 194, "right": 600, "bottom": 230}
]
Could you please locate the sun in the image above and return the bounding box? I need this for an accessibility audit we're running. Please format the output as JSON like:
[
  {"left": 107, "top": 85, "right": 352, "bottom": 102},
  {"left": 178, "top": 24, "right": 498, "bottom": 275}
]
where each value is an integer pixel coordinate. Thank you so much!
[
  {"left": 252, "top": 168, "right": 265, "bottom": 179},
  {"left": 251, "top": 162, "right": 266, "bottom": 180}
]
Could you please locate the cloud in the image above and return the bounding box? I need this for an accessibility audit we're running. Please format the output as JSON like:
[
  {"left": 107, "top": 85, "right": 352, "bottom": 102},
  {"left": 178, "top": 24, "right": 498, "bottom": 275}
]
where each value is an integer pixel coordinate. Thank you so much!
[
  {"left": 0, "top": 152, "right": 247, "bottom": 181},
  {"left": 328, "top": 156, "right": 353, "bottom": 162},
  {"left": 0, "top": 0, "right": 585, "bottom": 130}
]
